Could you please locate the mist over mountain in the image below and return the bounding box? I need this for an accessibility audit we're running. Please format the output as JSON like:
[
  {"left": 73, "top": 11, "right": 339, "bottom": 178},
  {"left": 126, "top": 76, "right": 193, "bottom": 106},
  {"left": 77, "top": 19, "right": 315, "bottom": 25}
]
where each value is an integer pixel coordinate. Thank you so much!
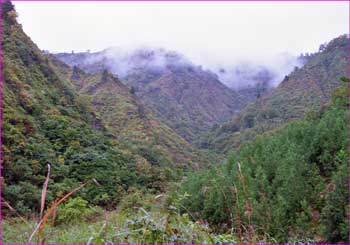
[
  {"left": 55, "top": 47, "right": 305, "bottom": 90},
  {"left": 55, "top": 47, "right": 196, "bottom": 78},
  {"left": 55, "top": 48, "right": 248, "bottom": 142},
  {"left": 212, "top": 53, "right": 305, "bottom": 90},
  {"left": 197, "top": 34, "right": 349, "bottom": 153},
  {"left": 54, "top": 46, "right": 315, "bottom": 142}
]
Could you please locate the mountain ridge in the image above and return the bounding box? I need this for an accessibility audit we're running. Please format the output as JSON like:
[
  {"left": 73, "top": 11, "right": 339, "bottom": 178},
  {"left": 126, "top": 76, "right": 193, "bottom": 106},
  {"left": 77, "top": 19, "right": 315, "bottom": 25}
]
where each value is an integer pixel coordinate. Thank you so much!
[
  {"left": 197, "top": 34, "right": 349, "bottom": 153},
  {"left": 48, "top": 55, "right": 212, "bottom": 170},
  {"left": 54, "top": 48, "right": 247, "bottom": 142}
]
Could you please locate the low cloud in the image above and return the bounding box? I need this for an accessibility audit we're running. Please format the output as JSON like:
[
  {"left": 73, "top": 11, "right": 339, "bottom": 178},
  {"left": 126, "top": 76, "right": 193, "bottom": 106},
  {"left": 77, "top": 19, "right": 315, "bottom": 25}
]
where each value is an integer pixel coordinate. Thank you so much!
[
  {"left": 74, "top": 47, "right": 194, "bottom": 77},
  {"left": 57, "top": 46, "right": 305, "bottom": 90},
  {"left": 210, "top": 53, "right": 305, "bottom": 89}
]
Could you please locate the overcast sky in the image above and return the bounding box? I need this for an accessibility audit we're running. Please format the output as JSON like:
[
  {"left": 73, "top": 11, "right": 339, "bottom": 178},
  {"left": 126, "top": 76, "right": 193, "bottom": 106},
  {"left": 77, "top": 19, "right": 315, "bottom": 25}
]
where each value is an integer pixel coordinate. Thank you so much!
[{"left": 15, "top": 1, "right": 348, "bottom": 66}]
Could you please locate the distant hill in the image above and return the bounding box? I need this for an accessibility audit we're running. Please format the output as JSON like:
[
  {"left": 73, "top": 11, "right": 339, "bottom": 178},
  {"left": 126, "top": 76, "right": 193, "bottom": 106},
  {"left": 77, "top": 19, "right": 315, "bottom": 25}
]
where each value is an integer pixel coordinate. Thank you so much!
[
  {"left": 197, "top": 35, "right": 349, "bottom": 153},
  {"left": 49, "top": 56, "right": 211, "bottom": 170},
  {"left": 55, "top": 48, "right": 246, "bottom": 142},
  {"left": 124, "top": 63, "right": 246, "bottom": 142},
  {"left": 212, "top": 53, "right": 307, "bottom": 103}
]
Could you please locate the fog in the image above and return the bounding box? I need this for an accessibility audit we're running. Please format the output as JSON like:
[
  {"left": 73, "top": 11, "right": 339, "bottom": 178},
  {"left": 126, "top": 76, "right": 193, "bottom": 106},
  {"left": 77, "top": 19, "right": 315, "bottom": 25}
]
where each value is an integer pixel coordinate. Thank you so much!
[
  {"left": 59, "top": 46, "right": 304, "bottom": 89},
  {"left": 212, "top": 53, "right": 305, "bottom": 89},
  {"left": 15, "top": 1, "right": 348, "bottom": 88},
  {"left": 101, "top": 47, "right": 194, "bottom": 77}
]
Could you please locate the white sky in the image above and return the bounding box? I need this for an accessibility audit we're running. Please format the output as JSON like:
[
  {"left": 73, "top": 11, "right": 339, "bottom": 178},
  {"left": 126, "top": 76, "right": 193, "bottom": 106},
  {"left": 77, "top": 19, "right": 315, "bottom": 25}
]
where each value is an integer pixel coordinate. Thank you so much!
[{"left": 15, "top": 1, "right": 349, "bottom": 66}]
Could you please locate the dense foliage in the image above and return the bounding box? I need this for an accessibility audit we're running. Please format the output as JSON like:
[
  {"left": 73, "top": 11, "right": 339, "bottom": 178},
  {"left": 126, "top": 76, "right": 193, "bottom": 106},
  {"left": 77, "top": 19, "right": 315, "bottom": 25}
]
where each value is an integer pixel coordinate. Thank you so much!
[
  {"left": 179, "top": 80, "right": 349, "bottom": 243},
  {"left": 55, "top": 49, "right": 246, "bottom": 143},
  {"left": 1, "top": 1, "right": 166, "bottom": 215},
  {"left": 198, "top": 35, "right": 349, "bottom": 153},
  {"left": 48, "top": 57, "right": 211, "bottom": 171}
]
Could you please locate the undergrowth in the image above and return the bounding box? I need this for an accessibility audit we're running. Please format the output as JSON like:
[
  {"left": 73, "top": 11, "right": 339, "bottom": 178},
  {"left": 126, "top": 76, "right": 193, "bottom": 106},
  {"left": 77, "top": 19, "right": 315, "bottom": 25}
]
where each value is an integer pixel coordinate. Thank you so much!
[{"left": 2, "top": 193, "right": 238, "bottom": 244}]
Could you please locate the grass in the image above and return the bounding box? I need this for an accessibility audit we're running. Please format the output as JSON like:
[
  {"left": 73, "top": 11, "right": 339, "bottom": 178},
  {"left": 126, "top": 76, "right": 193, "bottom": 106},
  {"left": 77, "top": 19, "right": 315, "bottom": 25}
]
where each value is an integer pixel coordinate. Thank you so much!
[
  {"left": 29, "top": 178, "right": 100, "bottom": 243},
  {"left": 2, "top": 191, "right": 317, "bottom": 244},
  {"left": 2, "top": 193, "right": 236, "bottom": 244}
]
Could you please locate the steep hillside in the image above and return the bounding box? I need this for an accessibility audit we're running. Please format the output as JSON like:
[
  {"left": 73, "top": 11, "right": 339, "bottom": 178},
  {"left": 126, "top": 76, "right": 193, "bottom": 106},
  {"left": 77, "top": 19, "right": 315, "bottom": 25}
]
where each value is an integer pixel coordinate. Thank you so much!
[
  {"left": 181, "top": 81, "right": 349, "bottom": 243},
  {"left": 1, "top": 1, "right": 202, "bottom": 216},
  {"left": 124, "top": 64, "right": 245, "bottom": 142},
  {"left": 198, "top": 35, "right": 349, "bottom": 153},
  {"left": 49, "top": 56, "right": 211, "bottom": 170},
  {"left": 235, "top": 80, "right": 271, "bottom": 104},
  {"left": 55, "top": 48, "right": 245, "bottom": 142}
]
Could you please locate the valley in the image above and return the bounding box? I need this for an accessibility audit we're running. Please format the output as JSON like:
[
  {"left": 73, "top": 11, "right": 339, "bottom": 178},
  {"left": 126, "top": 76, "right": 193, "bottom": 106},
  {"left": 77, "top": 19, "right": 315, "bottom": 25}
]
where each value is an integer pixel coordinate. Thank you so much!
[
  {"left": 1, "top": 1, "right": 349, "bottom": 244},
  {"left": 55, "top": 48, "right": 247, "bottom": 142}
]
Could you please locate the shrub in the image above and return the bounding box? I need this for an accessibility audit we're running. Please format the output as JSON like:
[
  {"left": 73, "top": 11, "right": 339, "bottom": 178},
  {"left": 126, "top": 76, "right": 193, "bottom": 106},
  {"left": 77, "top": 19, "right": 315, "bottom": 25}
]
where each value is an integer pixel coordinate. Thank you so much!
[
  {"left": 119, "top": 190, "right": 145, "bottom": 212},
  {"left": 56, "top": 197, "right": 103, "bottom": 225}
]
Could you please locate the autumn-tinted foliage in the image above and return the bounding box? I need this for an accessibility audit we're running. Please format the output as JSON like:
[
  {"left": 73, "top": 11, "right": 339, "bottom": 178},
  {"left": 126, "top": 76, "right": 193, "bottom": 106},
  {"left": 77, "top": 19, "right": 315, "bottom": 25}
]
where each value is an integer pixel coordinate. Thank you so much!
[
  {"left": 48, "top": 55, "right": 210, "bottom": 172},
  {"left": 179, "top": 79, "right": 349, "bottom": 243},
  {"left": 55, "top": 48, "right": 246, "bottom": 143}
]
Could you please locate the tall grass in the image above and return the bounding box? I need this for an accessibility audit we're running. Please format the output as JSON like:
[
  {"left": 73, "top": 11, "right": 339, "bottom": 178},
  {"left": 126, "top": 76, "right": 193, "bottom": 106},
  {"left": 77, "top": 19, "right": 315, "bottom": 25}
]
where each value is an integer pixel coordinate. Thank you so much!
[
  {"left": 40, "top": 164, "right": 50, "bottom": 219},
  {"left": 29, "top": 178, "right": 100, "bottom": 243}
]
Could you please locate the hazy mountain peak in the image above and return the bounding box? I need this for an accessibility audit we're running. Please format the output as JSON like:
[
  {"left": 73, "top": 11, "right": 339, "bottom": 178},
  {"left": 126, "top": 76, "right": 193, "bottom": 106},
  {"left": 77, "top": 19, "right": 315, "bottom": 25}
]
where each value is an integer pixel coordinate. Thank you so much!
[{"left": 212, "top": 52, "right": 305, "bottom": 90}]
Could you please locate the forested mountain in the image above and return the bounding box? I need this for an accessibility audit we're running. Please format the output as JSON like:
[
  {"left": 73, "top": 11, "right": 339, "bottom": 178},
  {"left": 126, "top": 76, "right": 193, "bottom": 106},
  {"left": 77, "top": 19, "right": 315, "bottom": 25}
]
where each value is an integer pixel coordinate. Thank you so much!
[
  {"left": 124, "top": 63, "right": 246, "bottom": 142},
  {"left": 55, "top": 48, "right": 246, "bottom": 142},
  {"left": 2, "top": 1, "right": 348, "bottom": 244},
  {"left": 198, "top": 35, "right": 349, "bottom": 153},
  {"left": 49, "top": 56, "right": 210, "bottom": 170},
  {"left": 1, "top": 1, "right": 206, "bottom": 217}
]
